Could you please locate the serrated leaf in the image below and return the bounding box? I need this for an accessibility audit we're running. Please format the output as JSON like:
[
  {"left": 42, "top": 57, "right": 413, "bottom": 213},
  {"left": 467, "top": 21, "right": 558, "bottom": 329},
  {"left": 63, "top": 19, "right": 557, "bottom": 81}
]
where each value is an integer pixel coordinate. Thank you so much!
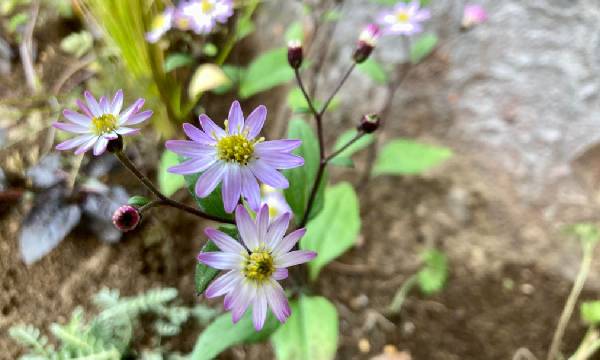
[
  {"left": 410, "top": 33, "right": 439, "bottom": 64},
  {"left": 581, "top": 301, "right": 600, "bottom": 326},
  {"left": 357, "top": 58, "right": 388, "bottom": 85},
  {"left": 271, "top": 295, "right": 338, "bottom": 360},
  {"left": 158, "top": 151, "right": 186, "bottom": 197},
  {"left": 60, "top": 31, "right": 93, "bottom": 58},
  {"left": 300, "top": 182, "right": 360, "bottom": 280},
  {"left": 19, "top": 187, "right": 81, "bottom": 264},
  {"left": 184, "top": 172, "right": 234, "bottom": 222},
  {"left": 188, "top": 63, "right": 231, "bottom": 99},
  {"left": 239, "top": 47, "right": 295, "bottom": 98},
  {"left": 283, "top": 118, "right": 326, "bottom": 223},
  {"left": 329, "top": 130, "right": 374, "bottom": 167},
  {"left": 190, "top": 310, "right": 279, "bottom": 360},
  {"left": 373, "top": 139, "right": 452, "bottom": 175},
  {"left": 164, "top": 53, "right": 194, "bottom": 72},
  {"left": 417, "top": 249, "right": 448, "bottom": 295},
  {"left": 285, "top": 21, "right": 304, "bottom": 42}
]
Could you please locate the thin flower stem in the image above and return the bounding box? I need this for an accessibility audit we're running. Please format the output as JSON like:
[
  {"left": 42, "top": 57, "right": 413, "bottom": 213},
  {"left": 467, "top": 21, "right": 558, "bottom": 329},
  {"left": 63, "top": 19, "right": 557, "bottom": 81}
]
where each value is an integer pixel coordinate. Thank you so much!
[
  {"left": 547, "top": 244, "right": 595, "bottom": 360},
  {"left": 114, "top": 151, "right": 234, "bottom": 224},
  {"left": 294, "top": 68, "right": 321, "bottom": 122},
  {"left": 318, "top": 63, "right": 356, "bottom": 117},
  {"left": 323, "top": 130, "right": 366, "bottom": 163}
]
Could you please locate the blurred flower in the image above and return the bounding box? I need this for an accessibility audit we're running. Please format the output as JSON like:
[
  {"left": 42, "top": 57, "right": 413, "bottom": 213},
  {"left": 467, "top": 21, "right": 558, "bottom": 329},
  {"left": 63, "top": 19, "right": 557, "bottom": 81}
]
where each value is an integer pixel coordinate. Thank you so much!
[
  {"left": 53, "top": 90, "right": 152, "bottom": 156},
  {"left": 165, "top": 101, "right": 303, "bottom": 213},
  {"left": 378, "top": 1, "right": 431, "bottom": 36},
  {"left": 261, "top": 184, "right": 292, "bottom": 219},
  {"left": 145, "top": 7, "right": 174, "bottom": 43},
  {"left": 462, "top": 4, "right": 487, "bottom": 29},
  {"left": 177, "top": 0, "right": 233, "bottom": 35},
  {"left": 112, "top": 205, "right": 141, "bottom": 232},
  {"left": 198, "top": 205, "right": 316, "bottom": 330},
  {"left": 353, "top": 23, "right": 381, "bottom": 63}
]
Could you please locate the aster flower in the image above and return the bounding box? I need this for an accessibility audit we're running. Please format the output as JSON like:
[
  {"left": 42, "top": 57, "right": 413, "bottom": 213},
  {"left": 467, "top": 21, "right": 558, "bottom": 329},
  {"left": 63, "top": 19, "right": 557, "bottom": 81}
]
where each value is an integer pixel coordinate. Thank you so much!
[
  {"left": 462, "top": 4, "right": 487, "bottom": 29},
  {"left": 53, "top": 90, "right": 152, "bottom": 156},
  {"left": 198, "top": 205, "right": 316, "bottom": 330},
  {"left": 261, "top": 184, "right": 292, "bottom": 219},
  {"left": 178, "top": 0, "right": 233, "bottom": 35},
  {"left": 378, "top": 1, "right": 431, "bottom": 36},
  {"left": 165, "top": 100, "right": 303, "bottom": 213},
  {"left": 145, "top": 7, "right": 174, "bottom": 43}
]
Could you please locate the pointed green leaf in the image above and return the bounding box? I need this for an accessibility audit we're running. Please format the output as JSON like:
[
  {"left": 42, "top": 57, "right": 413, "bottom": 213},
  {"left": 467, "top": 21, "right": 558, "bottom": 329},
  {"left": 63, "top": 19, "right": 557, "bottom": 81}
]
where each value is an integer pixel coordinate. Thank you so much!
[
  {"left": 239, "top": 48, "right": 295, "bottom": 98},
  {"left": 283, "top": 118, "right": 327, "bottom": 223},
  {"left": 164, "top": 53, "right": 194, "bottom": 72},
  {"left": 373, "top": 139, "right": 452, "bottom": 175},
  {"left": 410, "top": 33, "right": 439, "bottom": 64},
  {"left": 271, "top": 295, "right": 338, "bottom": 360},
  {"left": 357, "top": 58, "right": 388, "bottom": 84},
  {"left": 127, "top": 195, "right": 151, "bottom": 207},
  {"left": 158, "top": 151, "right": 186, "bottom": 197},
  {"left": 301, "top": 182, "right": 360, "bottom": 280}
]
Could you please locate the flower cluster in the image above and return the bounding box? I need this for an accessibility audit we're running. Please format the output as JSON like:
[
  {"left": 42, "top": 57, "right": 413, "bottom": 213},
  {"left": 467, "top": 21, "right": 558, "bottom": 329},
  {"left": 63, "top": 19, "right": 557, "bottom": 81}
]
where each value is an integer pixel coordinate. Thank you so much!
[
  {"left": 199, "top": 205, "right": 316, "bottom": 330},
  {"left": 377, "top": 0, "right": 431, "bottom": 36},
  {"left": 166, "top": 101, "right": 303, "bottom": 213},
  {"left": 146, "top": 0, "right": 233, "bottom": 43},
  {"left": 53, "top": 90, "right": 152, "bottom": 156}
]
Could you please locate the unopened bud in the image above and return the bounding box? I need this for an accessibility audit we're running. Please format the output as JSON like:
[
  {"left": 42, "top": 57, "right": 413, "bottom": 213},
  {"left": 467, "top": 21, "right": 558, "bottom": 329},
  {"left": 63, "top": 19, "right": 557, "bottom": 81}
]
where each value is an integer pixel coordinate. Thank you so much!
[
  {"left": 353, "top": 24, "right": 380, "bottom": 64},
  {"left": 357, "top": 114, "right": 380, "bottom": 133},
  {"left": 112, "top": 205, "right": 141, "bottom": 232},
  {"left": 287, "top": 40, "right": 303, "bottom": 69},
  {"left": 461, "top": 4, "right": 487, "bottom": 30},
  {"left": 106, "top": 134, "right": 124, "bottom": 153}
]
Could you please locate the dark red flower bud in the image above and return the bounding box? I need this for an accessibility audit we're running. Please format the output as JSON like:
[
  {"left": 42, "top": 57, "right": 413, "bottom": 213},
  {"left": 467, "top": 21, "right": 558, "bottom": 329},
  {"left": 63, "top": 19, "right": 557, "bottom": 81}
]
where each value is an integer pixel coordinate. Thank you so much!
[
  {"left": 352, "top": 24, "right": 380, "bottom": 64},
  {"left": 112, "top": 205, "right": 140, "bottom": 232},
  {"left": 287, "top": 40, "right": 303, "bottom": 69},
  {"left": 357, "top": 114, "right": 380, "bottom": 133}
]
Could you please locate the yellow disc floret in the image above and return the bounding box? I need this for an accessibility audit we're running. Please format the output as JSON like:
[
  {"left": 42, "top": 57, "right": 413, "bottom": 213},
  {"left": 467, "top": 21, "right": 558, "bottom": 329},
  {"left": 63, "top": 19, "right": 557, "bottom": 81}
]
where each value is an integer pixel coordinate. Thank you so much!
[
  {"left": 243, "top": 250, "right": 275, "bottom": 282},
  {"left": 216, "top": 133, "right": 262, "bottom": 165},
  {"left": 396, "top": 11, "right": 411, "bottom": 23},
  {"left": 91, "top": 114, "right": 118, "bottom": 135},
  {"left": 201, "top": 0, "right": 214, "bottom": 13}
]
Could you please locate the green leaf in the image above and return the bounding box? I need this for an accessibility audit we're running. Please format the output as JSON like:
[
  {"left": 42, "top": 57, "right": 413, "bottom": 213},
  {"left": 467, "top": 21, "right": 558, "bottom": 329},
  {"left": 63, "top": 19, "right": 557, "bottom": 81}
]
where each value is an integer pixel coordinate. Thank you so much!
[
  {"left": 190, "top": 310, "right": 280, "bottom": 360},
  {"left": 184, "top": 172, "right": 234, "bottom": 221},
  {"left": 357, "top": 58, "right": 388, "bottom": 85},
  {"left": 271, "top": 295, "right": 338, "bottom": 360},
  {"left": 373, "top": 139, "right": 452, "bottom": 176},
  {"left": 158, "top": 151, "right": 186, "bottom": 197},
  {"left": 301, "top": 182, "right": 360, "bottom": 280},
  {"left": 285, "top": 21, "right": 304, "bottom": 42},
  {"left": 410, "top": 33, "right": 439, "bottom": 64},
  {"left": 202, "top": 43, "right": 218, "bottom": 57},
  {"left": 236, "top": 16, "right": 255, "bottom": 40},
  {"left": 329, "top": 130, "right": 374, "bottom": 167},
  {"left": 213, "top": 65, "right": 246, "bottom": 95},
  {"left": 239, "top": 48, "right": 295, "bottom": 98},
  {"left": 563, "top": 223, "right": 600, "bottom": 250},
  {"left": 128, "top": 195, "right": 150, "bottom": 207},
  {"left": 323, "top": 9, "right": 341, "bottom": 22},
  {"left": 417, "top": 249, "right": 448, "bottom": 295},
  {"left": 581, "top": 301, "right": 600, "bottom": 326},
  {"left": 164, "top": 53, "right": 194, "bottom": 72},
  {"left": 287, "top": 88, "right": 340, "bottom": 114},
  {"left": 283, "top": 118, "right": 327, "bottom": 223},
  {"left": 188, "top": 63, "right": 231, "bottom": 99},
  {"left": 8, "top": 12, "right": 28, "bottom": 33},
  {"left": 60, "top": 31, "right": 94, "bottom": 58},
  {"left": 194, "top": 225, "right": 237, "bottom": 295}
]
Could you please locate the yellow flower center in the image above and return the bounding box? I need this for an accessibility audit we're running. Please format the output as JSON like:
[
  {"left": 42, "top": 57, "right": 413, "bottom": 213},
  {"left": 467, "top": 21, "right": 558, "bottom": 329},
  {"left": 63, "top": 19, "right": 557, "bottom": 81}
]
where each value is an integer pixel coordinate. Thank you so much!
[
  {"left": 201, "top": 0, "right": 214, "bottom": 13},
  {"left": 396, "top": 11, "right": 411, "bottom": 23},
  {"left": 243, "top": 250, "right": 275, "bottom": 282},
  {"left": 91, "top": 114, "right": 118, "bottom": 135},
  {"left": 152, "top": 14, "right": 167, "bottom": 30},
  {"left": 216, "top": 132, "right": 262, "bottom": 165}
]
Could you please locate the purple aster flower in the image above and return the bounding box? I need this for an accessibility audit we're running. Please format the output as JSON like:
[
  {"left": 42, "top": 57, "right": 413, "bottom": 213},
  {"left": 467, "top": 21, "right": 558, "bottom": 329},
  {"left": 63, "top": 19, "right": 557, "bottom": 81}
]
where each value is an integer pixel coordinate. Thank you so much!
[
  {"left": 462, "top": 4, "right": 487, "bottom": 29},
  {"left": 378, "top": 1, "right": 431, "bottom": 36},
  {"left": 53, "top": 90, "right": 152, "bottom": 156},
  {"left": 198, "top": 205, "right": 316, "bottom": 330},
  {"left": 177, "top": 0, "right": 233, "bottom": 35},
  {"left": 165, "top": 100, "right": 303, "bottom": 213},
  {"left": 145, "top": 7, "right": 174, "bottom": 43}
]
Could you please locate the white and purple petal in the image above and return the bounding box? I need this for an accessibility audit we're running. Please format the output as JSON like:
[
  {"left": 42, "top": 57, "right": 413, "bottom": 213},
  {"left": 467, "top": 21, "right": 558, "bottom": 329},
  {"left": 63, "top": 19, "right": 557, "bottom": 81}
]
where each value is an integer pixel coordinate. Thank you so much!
[
  {"left": 275, "top": 250, "right": 317, "bottom": 268},
  {"left": 197, "top": 251, "right": 243, "bottom": 270}
]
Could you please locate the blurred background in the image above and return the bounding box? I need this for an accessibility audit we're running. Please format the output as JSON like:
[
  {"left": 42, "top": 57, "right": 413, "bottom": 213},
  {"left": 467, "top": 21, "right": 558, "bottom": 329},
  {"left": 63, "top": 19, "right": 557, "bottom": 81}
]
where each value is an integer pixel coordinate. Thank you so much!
[{"left": 2, "top": 0, "right": 600, "bottom": 359}]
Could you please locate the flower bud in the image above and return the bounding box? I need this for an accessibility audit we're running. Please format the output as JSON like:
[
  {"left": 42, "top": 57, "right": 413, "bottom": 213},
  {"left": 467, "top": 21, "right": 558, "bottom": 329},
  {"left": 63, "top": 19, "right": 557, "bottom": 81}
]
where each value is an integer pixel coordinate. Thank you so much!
[
  {"left": 357, "top": 114, "right": 380, "bottom": 133},
  {"left": 287, "top": 40, "right": 303, "bottom": 69},
  {"left": 353, "top": 24, "right": 380, "bottom": 64},
  {"left": 106, "top": 135, "right": 124, "bottom": 153},
  {"left": 461, "top": 4, "right": 487, "bottom": 30},
  {"left": 112, "top": 205, "right": 141, "bottom": 232}
]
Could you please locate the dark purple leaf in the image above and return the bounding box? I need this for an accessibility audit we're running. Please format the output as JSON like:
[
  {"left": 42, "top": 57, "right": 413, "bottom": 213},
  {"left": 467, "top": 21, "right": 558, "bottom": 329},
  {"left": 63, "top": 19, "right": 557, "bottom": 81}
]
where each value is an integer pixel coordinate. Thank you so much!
[
  {"left": 19, "top": 187, "right": 81, "bottom": 264},
  {"left": 81, "top": 185, "right": 129, "bottom": 243}
]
